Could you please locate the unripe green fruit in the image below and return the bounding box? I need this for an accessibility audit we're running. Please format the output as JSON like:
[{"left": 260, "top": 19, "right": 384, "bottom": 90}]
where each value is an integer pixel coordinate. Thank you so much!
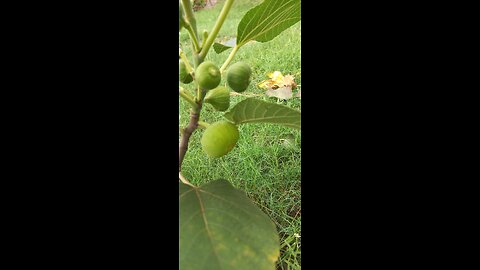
[
  {"left": 204, "top": 86, "right": 230, "bottom": 111},
  {"left": 226, "top": 62, "right": 252, "bottom": 92},
  {"left": 195, "top": 61, "right": 221, "bottom": 90},
  {"left": 179, "top": 60, "right": 193, "bottom": 84},
  {"left": 201, "top": 121, "right": 239, "bottom": 158}
]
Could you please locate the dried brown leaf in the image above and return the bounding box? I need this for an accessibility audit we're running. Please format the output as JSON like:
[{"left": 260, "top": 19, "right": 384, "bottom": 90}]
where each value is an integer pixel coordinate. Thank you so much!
[
  {"left": 294, "top": 89, "right": 301, "bottom": 99},
  {"left": 283, "top": 75, "right": 297, "bottom": 89},
  {"left": 265, "top": 86, "right": 293, "bottom": 100}
]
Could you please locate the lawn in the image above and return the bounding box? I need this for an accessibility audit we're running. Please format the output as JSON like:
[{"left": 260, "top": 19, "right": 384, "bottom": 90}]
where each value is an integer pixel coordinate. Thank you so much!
[{"left": 179, "top": 1, "right": 301, "bottom": 269}]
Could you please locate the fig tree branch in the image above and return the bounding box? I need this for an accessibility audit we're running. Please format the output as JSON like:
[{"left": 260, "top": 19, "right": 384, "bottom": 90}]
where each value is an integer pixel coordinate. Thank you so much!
[
  {"left": 179, "top": 108, "right": 201, "bottom": 172},
  {"left": 179, "top": 87, "right": 198, "bottom": 109},
  {"left": 220, "top": 45, "right": 239, "bottom": 73},
  {"left": 179, "top": 48, "right": 195, "bottom": 75},
  {"left": 185, "top": 24, "right": 200, "bottom": 52},
  {"left": 199, "top": 0, "right": 235, "bottom": 60},
  {"left": 196, "top": 86, "right": 207, "bottom": 104},
  {"left": 181, "top": 0, "right": 201, "bottom": 55}
]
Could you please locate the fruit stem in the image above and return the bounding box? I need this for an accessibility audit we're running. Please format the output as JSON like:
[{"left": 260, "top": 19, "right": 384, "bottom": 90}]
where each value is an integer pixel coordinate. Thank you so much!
[
  {"left": 179, "top": 87, "right": 198, "bottom": 109},
  {"left": 179, "top": 48, "right": 194, "bottom": 75},
  {"left": 197, "top": 121, "right": 210, "bottom": 129},
  {"left": 198, "top": 0, "right": 235, "bottom": 61},
  {"left": 220, "top": 44, "right": 239, "bottom": 73},
  {"left": 196, "top": 86, "right": 207, "bottom": 104}
]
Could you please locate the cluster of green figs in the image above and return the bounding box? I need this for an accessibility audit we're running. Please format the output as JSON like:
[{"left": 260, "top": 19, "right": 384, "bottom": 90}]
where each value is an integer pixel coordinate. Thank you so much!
[
  {"left": 180, "top": 59, "right": 252, "bottom": 158},
  {"left": 180, "top": 60, "right": 252, "bottom": 158},
  {"left": 179, "top": 2, "right": 253, "bottom": 158},
  {"left": 180, "top": 60, "right": 251, "bottom": 108}
]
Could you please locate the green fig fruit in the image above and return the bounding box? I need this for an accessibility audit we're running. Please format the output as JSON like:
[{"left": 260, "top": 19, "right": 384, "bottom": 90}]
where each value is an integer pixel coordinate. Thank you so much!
[
  {"left": 201, "top": 121, "right": 239, "bottom": 158},
  {"left": 204, "top": 86, "right": 230, "bottom": 111},
  {"left": 226, "top": 62, "right": 252, "bottom": 93},
  {"left": 179, "top": 59, "right": 193, "bottom": 84},
  {"left": 195, "top": 61, "right": 221, "bottom": 90}
]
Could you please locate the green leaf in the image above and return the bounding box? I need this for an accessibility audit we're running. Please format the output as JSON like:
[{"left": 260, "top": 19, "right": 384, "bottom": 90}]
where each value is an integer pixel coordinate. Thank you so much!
[
  {"left": 224, "top": 98, "right": 301, "bottom": 129},
  {"left": 236, "top": 0, "right": 301, "bottom": 47},
  {"left": 180, "top": 180, "right": 280, "bottom": 270},
  {"left": 213, "top": 42, "right": 233, "bottom": 54},
  {"left": 213, "top": 37, "right": 236, "bottom": 54}
]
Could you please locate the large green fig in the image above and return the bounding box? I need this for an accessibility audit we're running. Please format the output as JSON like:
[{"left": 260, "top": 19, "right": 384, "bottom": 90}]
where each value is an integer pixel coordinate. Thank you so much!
[
  {"left": 179, "top": 59, "right": 193, "bottom": 84},
  {"left": 195, "top": 61, "right": 221, "bottom": 90},
  {"left": 201, "top": 121, "right": 239, "bottom": 158},
  {"left": 226, "top": 62, "right": 252, "bottom": 92},
  {"left": 204, "top": 86, "right": 230, "bottom": 111}
]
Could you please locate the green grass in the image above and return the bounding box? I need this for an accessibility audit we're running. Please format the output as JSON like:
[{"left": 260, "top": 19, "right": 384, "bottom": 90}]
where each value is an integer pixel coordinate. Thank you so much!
[{"left": 180, "top": 1, "right": 301, "bottom": 269}]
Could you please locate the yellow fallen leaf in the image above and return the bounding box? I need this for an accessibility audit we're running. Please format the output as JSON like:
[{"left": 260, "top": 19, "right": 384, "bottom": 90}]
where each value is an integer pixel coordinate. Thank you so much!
[
  {"left": 268, "top": 71, "right": 284, "bottom": 81},
  {"left": 258, "top": 71, "right": 298, "bottom": 91},
  {"left": 257, "top": 80, "right": 271, "bottom": 89},
  {"left": 258, "top": 71, "right": 285, "bottom": 89}
]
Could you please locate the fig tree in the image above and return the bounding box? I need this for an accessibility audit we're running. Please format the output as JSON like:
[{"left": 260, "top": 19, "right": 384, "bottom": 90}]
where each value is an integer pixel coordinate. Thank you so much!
[
  {"left": 226, "top": 62, "right": 251, "bottom": 92},
  {"left": 204, "top": 86, "right": 230, "bottom": 111},
  {"left": 179, "top": 59, "right": 193, "bottom": 84},
  {"left": 201, "top": 121, "right": 239, "bottom": 158},
  {"left": 195, "top": 61, "right": 221, "bottom": 90}
]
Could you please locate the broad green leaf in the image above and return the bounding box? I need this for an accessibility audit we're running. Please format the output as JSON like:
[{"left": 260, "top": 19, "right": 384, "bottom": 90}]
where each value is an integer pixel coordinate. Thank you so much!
[
  {"left": 236, "top": 0, "right": 301, "bottom": 47},
  {"left": 224, "top": 98, "right": 301, "bottom": 129},
  {"left": 213, "top": 42, "right": 233, "bottom": 54},
  {"left": 179, "top": 180, "right": 280, "bottom": 270}
]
